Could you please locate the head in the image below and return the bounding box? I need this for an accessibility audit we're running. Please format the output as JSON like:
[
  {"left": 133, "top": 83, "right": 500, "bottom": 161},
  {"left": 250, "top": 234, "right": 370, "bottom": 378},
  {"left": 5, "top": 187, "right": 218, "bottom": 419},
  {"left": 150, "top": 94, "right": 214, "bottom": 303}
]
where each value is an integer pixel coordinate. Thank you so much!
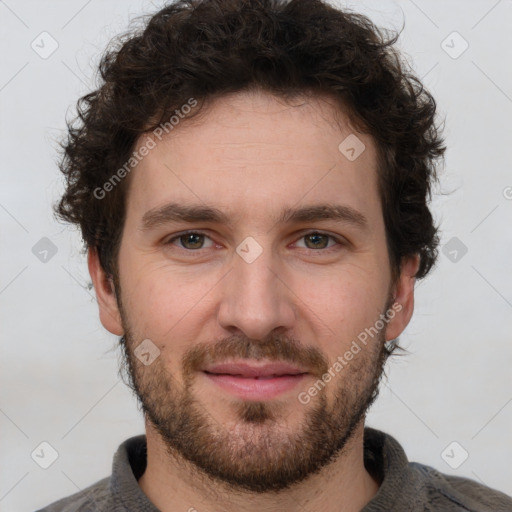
[{"left": 56, "top": 0, "right": 444, "bottom": 493}]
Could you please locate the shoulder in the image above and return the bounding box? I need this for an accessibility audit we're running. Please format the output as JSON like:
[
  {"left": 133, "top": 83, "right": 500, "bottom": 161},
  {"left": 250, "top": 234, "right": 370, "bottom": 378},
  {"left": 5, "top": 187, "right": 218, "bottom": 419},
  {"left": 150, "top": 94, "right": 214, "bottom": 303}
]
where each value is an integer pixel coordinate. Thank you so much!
[
  {"left": 34, "top": 435, "right": 148, "bottom": 512},
  {"left": 34, "top": 476, "right": 112, "bottom": 512},
  {"left": 363, "top": 428, "right": 512, "bottom": 512},
  {"left": 409, "top": 462, "right": 512, "bottom": 512}
]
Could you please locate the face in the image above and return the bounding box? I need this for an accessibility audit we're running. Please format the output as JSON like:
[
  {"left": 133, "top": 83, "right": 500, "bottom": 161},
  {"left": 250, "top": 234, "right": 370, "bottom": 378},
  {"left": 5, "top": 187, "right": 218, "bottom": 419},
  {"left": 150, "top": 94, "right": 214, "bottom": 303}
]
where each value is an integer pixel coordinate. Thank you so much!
[{"left": 90, "top": 89, "right": 418, "bottom": 492}]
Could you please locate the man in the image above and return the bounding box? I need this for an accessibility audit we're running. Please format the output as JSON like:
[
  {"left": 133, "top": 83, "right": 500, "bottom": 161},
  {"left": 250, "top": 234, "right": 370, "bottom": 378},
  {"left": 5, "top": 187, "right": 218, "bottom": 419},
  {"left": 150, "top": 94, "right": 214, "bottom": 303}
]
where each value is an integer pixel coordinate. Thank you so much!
[{"left": 39, "top": 0, "right": 512, "bottom": 510}]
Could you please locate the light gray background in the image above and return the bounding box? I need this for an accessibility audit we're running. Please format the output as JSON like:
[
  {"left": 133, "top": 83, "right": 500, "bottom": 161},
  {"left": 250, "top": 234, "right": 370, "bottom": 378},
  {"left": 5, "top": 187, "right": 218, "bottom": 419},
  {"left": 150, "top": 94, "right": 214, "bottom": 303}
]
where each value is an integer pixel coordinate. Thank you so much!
[{"left": 1, "top": 0, "right": 511, "bottom": 510}]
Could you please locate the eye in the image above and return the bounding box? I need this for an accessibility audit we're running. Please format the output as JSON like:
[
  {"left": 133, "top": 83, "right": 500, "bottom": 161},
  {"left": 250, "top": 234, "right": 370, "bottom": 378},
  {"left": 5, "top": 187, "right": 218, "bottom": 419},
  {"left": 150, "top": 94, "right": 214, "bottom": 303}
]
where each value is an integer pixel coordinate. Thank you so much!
[
  {"left": 164, "top": 230, "right": 344, "bottom": 253},
  {"left": 294, "top": 231, "right": 342, "bottom": 251},
  {"left": 166, "top": 231, "right": 215, "bottom": 250}
]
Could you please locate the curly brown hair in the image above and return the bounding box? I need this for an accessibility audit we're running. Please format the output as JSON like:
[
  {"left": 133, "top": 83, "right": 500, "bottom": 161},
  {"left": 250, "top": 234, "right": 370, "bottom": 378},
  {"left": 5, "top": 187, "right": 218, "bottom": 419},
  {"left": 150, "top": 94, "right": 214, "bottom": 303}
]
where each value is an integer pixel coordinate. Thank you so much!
[{"left": 55, "top": 0, "right": 445, "bottom": 287}]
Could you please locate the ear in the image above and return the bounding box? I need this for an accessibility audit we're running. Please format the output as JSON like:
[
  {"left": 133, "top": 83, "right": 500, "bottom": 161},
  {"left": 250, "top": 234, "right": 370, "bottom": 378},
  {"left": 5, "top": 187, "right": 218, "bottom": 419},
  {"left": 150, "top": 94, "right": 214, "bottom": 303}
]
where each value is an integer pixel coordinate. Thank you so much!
[
  {"left": 87, "top": 248, "right": 124, "bottom": 336},
  {"left": 385, "top": 253, "right": 420, "bottom": 342}
]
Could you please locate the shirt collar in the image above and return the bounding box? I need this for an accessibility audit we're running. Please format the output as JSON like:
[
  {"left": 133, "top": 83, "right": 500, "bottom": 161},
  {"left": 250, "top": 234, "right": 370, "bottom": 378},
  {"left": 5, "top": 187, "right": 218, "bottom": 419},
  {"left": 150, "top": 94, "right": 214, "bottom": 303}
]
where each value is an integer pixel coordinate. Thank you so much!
[{"left": 109, "top": 427, "right": 410, "bottom": 511}]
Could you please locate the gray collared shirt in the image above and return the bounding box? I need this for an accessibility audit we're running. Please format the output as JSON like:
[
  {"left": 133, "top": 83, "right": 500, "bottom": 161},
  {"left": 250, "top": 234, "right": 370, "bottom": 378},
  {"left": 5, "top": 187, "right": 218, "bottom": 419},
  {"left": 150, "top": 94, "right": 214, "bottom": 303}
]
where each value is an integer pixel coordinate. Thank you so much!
[{"left": 36, "top": 427, "right": 512, "bottom": 511}]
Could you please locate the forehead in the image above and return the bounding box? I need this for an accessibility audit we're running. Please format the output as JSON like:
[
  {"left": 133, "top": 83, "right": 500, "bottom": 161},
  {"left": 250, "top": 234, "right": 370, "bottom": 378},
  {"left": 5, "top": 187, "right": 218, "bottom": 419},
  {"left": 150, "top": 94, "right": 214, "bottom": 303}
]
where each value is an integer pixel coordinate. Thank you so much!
[{"left": 125, "top": 90, "right": 381, "bottom": 229}]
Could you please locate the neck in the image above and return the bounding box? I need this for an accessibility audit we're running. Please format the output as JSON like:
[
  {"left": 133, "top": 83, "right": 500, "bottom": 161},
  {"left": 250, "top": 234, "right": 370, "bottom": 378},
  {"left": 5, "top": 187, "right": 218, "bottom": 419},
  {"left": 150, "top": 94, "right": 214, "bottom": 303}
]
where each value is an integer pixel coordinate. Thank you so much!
[{"left": 138, "top": 420, "right": 380, "bottom": 512}]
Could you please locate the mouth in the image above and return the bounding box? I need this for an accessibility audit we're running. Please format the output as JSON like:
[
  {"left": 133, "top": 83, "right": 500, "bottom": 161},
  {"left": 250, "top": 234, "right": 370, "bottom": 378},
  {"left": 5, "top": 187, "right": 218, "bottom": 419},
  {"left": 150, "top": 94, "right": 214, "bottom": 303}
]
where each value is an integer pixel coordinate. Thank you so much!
[{"left": 202, "top": 361, "right": 309, "bottom": 400}]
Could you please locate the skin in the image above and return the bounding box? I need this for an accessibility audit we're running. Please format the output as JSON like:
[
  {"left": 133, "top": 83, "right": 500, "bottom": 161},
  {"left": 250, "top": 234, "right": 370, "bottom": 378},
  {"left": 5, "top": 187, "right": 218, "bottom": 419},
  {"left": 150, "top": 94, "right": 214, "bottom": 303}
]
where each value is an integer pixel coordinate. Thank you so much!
[{"left": 88, "top": 89, "right": 419, "bottom": 512}]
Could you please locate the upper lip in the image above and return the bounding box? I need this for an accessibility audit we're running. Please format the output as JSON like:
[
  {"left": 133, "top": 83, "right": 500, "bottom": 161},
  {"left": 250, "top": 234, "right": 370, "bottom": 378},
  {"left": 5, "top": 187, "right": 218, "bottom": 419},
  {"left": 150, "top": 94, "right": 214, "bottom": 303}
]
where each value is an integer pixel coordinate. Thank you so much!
[{"left": 203, "top": 361, "right": 308, "bottom": 378}]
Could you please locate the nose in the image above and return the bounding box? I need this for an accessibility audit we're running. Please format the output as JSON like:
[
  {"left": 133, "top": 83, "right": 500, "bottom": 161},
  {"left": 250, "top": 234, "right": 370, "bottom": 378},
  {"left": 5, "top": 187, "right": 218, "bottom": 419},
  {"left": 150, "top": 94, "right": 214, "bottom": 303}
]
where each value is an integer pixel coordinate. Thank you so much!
[{"left": 216, "top": 244, "right": 296, "bottom": 341}]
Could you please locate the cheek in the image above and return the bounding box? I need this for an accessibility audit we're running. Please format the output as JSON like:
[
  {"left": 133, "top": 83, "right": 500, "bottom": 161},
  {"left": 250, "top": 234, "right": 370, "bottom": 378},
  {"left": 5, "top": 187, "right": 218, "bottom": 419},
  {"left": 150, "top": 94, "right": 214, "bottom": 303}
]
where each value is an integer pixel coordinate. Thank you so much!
[
  {"left": 121, "top": 264, "right": 218, "bottom": 344},
  {"left": 292, "top": 265, "right": 387, "bottom": 347}
]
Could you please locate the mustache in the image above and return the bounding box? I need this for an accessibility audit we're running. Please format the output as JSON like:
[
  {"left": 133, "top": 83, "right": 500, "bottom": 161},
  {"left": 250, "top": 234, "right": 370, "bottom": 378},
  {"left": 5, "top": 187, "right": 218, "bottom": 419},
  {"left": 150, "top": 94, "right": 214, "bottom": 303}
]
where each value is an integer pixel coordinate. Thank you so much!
[{"left": 181, "top": 333, "right": 329, "bottom": 379}]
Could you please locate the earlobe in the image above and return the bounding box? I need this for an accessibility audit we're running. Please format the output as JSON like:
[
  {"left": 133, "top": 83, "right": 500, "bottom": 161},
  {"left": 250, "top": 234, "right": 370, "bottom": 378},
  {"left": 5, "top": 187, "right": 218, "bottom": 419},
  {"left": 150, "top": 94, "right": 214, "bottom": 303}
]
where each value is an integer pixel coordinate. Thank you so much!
[
  {"left": 385, "top": 254, "right": 420, "bottom": 342},
  {"left": 87, "top": 248, "right": 124, "bottom": 336}
]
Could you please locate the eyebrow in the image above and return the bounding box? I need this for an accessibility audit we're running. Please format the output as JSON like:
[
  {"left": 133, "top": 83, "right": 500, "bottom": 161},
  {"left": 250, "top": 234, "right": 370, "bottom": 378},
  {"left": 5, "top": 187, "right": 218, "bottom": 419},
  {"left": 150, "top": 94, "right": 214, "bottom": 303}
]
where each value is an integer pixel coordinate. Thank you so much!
[{"left": 140, "top": 202, "right": 369, "bottom": 232}]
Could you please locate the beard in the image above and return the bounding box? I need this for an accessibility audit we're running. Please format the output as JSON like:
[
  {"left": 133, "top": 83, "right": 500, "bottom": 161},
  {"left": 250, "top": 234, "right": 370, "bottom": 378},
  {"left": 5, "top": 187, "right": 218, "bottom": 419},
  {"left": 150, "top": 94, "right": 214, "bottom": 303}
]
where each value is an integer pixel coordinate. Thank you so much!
[{"left": 116, "top": 290, "right": 393, "bottom": 493}]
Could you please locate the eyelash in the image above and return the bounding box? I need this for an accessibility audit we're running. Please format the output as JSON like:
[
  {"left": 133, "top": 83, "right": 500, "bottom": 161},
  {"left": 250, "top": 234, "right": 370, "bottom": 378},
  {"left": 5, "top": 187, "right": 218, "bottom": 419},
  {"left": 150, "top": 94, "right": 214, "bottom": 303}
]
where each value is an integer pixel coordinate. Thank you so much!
[{"left": 164, "top": 230, "right": 345, "bottom": 254}]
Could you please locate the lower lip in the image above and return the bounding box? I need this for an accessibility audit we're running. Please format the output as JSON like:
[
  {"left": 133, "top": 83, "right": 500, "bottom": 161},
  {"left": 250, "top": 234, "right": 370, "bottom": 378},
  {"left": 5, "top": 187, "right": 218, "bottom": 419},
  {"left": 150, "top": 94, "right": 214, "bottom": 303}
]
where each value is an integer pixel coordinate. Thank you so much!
[{"left": 203, "top": 372, "right": 308, "bottom": 400}]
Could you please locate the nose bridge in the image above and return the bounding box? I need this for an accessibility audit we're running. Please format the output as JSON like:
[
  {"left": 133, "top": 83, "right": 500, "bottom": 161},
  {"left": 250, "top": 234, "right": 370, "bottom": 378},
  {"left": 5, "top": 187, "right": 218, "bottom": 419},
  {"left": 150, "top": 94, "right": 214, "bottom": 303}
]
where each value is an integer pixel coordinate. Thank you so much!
[{"left": 217, "top": 240, "right": 295, "bottom": 339}]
